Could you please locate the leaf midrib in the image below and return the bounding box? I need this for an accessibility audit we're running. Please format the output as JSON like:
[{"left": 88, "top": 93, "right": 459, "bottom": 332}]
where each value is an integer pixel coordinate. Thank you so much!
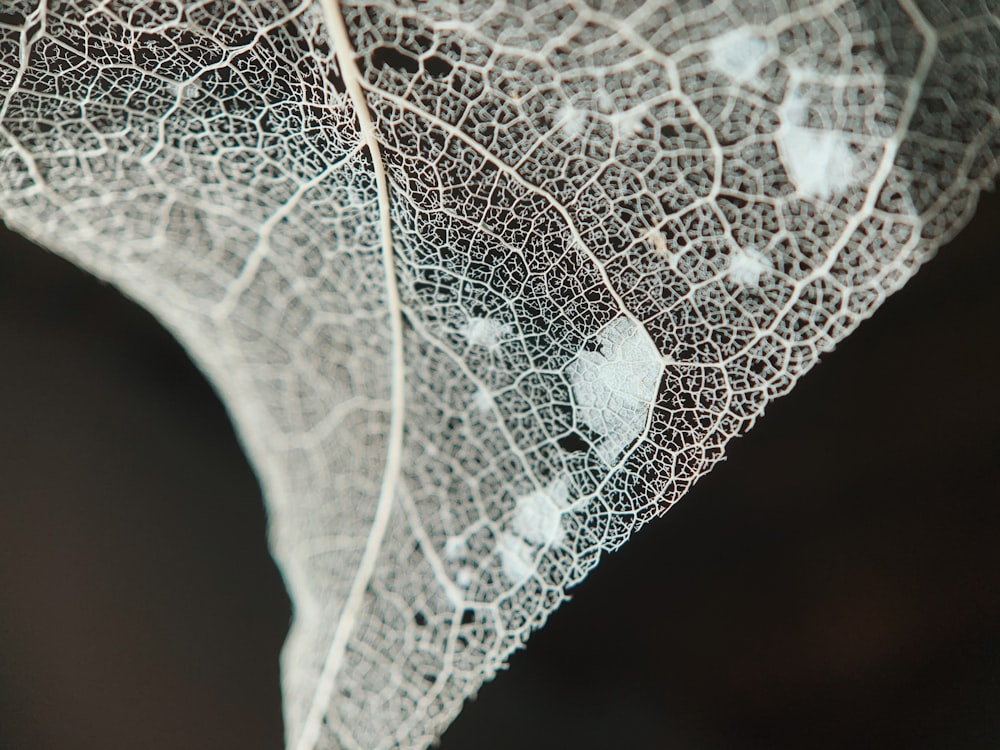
[{"left": 294, "top": 2, "right": 407, "bottom": 749}]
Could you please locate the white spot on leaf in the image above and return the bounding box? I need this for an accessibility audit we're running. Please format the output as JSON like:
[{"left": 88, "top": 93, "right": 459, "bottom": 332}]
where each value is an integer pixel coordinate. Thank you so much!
[
  {"left": 554, "top": 103, "right": 586, "bottom": 138},
  {"left": 498, "top": 533, "right": 534, "bottom": 583},
  {"left": 727, "top": 246, "right": 773, "bottom": 286},
  {"left": 455, "top": 567, "right": 474, "bottom": 589},
  {"left": 777, "top": 79, "right": 857, "bottom": 197},
  {"left": 460, "top": 317, "right": 512, "bottom": 351},
  {"left": 778, "top": 126, "right": 856, "bottom": 198},
  {"left": 497, "top": 479, "right": 572, "bottom": 584},
  {"left": 567, "top": 317, "right": 663, "bottom": 466},
  {"left": 511, "top": 479, "right": 569, "bottom": 547},
  {"left": 709, "top": 28, "right": 771, "bottom": 84},
  {"left": 444, "top": 536, "right": 466, "bottom": 562},
  {"left": 472, "top": 388, "right": 493, "bottom": 412},
  {"left": 609, "top": 104, "right": 648, "bottom": 137}
]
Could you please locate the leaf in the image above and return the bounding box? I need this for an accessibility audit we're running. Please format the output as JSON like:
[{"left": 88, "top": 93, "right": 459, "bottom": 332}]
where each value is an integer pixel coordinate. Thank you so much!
[{"left": 0, "top": 1, "right": 997, "bottom": 749}]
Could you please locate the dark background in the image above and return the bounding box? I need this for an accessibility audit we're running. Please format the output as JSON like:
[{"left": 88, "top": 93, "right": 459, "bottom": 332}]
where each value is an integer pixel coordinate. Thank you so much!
[{"left": 1, "top": 192, "right": 998, "bottom": 750}]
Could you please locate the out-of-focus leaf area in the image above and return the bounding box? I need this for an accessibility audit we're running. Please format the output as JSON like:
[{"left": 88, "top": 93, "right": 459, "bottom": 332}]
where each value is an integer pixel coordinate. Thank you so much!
[{"left": 0, "top": 191, "right": 998, "bottom": 750}]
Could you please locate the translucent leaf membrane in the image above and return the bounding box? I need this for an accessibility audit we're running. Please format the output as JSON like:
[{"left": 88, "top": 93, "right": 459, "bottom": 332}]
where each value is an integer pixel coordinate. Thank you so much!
[{"left": 0, "top": 1, "right": 997, "bottom": 748}]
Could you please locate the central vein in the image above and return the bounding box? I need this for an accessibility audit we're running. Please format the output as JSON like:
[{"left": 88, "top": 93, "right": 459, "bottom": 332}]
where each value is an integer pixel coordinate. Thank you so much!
[{"left": 296, "top": 1, "right": 406, "bottom": 748}]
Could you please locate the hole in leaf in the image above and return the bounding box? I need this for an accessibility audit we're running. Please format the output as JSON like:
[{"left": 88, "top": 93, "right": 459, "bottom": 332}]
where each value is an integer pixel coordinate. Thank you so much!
[
  {"left": 558, "top": 432, "right": 589, "bottom": 453},
  {"left": 326, "top": 59, "right": 346, "bottom": 94},
  {"left": 371, "top": 45, "right": 419, "bottom": 75},
  {"left": 423, "top": 54, "right": 453, "bottom": 78}
]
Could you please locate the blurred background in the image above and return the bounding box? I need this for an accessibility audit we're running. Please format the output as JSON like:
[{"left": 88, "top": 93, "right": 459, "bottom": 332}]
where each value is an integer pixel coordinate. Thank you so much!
[{"left": 0, "top": 191, "right": 998, "bottom": 750}]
